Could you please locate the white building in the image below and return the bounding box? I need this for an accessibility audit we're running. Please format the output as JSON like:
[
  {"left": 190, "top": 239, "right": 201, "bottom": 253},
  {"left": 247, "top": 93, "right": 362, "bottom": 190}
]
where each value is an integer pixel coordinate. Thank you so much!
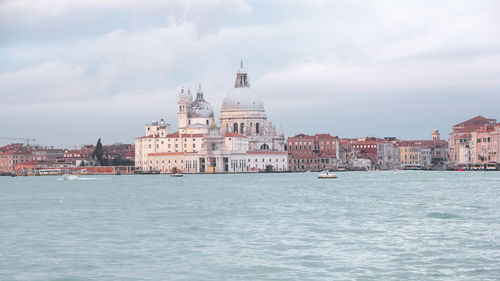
[
  {"left": 135, "top": 62, "right": 287, "bottom": 173},
  {"left": 377, "top": 142, "right": 401, "bottom": 169}
]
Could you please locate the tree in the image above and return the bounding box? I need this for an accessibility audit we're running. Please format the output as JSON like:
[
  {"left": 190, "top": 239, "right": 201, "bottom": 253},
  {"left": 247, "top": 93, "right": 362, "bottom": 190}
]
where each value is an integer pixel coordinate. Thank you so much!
[{"left": 92, "top": 138, "right": 104, "bottom": 165}]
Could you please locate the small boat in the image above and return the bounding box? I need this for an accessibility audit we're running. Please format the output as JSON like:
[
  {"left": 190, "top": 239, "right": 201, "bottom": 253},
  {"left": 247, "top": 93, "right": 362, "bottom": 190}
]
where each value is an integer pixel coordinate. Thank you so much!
[
  {"left": 318, "top": 171, "right": 337, "bottom": 179},
  {"left": 62, "top": 174, "right": 78, "bottom": 180},
  {"left": 393, "top": 169, "right": 399, "bottom": 173},
  {"left": 170, "top": 173, "right": 183, "bottom": 177}
]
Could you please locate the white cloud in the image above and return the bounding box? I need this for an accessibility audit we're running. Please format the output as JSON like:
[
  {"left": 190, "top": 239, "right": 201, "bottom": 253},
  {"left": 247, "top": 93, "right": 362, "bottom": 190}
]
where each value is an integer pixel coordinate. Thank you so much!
[
  {"left": 0, "top": 61, "right": 94, "bottom": 104},
  {"left": 0, "top": 0, "right": 251, "bottom": 16}
]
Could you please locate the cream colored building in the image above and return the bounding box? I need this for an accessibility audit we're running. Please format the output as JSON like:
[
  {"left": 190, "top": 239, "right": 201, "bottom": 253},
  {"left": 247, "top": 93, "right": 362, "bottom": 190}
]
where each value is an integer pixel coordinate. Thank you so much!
[{"left": 135, "top": 62, "right": 287, "bottom": 173}]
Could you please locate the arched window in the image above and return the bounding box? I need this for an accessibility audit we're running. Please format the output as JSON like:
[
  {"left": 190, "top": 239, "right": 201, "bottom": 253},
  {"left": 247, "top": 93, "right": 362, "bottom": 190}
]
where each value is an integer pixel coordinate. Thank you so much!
[
  {"left": 206, "top": 120, "right": 209, "bottom": 125},
  {"left": 233, "top": 123, "right": 238, "bottom": 133},
  {"left": 260, "top": 143, "right": 269, "bottom": 150},
  {"left": 240, "top": 123, "right": 244, "bottom": 134},
  {"left": 256, "top": 123, "right": 260, "bottom": 134}
]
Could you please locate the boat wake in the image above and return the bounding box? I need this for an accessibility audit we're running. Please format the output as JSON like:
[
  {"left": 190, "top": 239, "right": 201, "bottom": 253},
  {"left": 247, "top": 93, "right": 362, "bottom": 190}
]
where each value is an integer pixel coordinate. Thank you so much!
[{"left": 58, "top": 176, "right": 103, "bottom": 181}]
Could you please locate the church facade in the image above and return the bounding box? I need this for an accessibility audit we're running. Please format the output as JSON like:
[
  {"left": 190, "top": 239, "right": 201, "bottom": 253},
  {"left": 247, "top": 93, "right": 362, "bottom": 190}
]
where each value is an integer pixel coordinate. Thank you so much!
[{"left": 135, "top": 62, "right": 288, "bottom": 173}]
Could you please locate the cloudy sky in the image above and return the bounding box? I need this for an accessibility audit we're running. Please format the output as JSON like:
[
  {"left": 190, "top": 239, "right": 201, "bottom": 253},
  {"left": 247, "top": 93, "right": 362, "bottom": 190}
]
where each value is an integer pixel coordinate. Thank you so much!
[{"left": 1, "top": 0, "right": 499, "bottom": 146}]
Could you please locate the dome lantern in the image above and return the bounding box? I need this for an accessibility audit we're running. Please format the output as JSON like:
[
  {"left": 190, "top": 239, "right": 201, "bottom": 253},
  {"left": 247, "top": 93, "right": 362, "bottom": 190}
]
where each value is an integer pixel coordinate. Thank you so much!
[{"left": 235, "top": 60, "right": 250, "bottom": 88}]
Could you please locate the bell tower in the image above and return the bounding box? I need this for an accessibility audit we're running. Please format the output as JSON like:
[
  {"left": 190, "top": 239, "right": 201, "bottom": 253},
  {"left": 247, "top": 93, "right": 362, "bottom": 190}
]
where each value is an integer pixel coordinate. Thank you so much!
[
  {"left": 178, "top": 87, "right": 191, "bottom": 132},
  {"left": 432, "top": 129, "right": 440, "bottom": 141}
]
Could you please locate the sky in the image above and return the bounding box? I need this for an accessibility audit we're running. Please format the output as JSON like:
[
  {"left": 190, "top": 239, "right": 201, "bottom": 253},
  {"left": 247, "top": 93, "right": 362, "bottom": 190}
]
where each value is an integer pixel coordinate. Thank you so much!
[{"left": 1, "top": 0, "right": 499, "bottom": 146}]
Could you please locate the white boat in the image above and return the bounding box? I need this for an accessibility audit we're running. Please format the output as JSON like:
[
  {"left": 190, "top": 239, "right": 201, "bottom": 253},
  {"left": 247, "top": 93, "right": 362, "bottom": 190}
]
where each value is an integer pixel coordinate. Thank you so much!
[
  {"left": 62, "top": 174, "right": 78, "bottom": 180},
  {"left": 318, "top": 171, "right": 337, "bottom": 179},
  {"left": 170, "top": 173, "right": 183, "bottom": 177}
]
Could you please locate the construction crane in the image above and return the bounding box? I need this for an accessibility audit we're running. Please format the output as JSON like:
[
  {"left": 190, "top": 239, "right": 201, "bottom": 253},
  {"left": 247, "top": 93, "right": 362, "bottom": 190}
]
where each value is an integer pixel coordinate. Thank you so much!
[{"left": 0, "top": 137, "right": 36, "bottom": 147}]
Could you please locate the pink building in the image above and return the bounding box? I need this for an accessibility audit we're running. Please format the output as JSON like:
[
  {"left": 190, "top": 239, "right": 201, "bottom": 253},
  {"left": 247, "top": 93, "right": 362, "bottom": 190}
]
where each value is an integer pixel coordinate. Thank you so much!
[{"left": 449, "top": 115, "right": 499, "bottom": 169}]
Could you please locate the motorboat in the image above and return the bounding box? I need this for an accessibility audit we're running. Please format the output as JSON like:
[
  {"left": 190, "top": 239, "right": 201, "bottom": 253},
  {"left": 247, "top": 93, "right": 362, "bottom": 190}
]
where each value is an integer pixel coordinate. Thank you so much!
[
  {"left": 318, "top": 171, "right": 337, "bottom": 179},
  {"left": 170, "top": 173, "right": 183, "bottom": 177}
]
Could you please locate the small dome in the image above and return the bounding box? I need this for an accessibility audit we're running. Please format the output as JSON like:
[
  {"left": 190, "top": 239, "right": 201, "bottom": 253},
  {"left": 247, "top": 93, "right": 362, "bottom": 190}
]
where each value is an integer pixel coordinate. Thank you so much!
[
  {"left": 221, "top": 87, "right": 264, "bottom": 112},
  {"left": 188, "top": 100, "right": 214, "bottom": 118},
  {"left": 188, "top": 87, "right": 214, "bottom": 118}
]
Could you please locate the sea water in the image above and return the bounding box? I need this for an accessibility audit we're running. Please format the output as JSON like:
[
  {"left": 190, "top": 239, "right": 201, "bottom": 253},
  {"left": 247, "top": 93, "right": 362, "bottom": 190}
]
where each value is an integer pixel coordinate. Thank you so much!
[{"left": 1, "top": 171, "right": 499, "bottom": 280}]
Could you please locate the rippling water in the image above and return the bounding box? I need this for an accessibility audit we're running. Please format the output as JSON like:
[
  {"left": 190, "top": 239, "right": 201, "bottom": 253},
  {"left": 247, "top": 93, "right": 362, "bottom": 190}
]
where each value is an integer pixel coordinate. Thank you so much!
[{"left": 1, "top": 171, "right": 500, "bottom": 280}]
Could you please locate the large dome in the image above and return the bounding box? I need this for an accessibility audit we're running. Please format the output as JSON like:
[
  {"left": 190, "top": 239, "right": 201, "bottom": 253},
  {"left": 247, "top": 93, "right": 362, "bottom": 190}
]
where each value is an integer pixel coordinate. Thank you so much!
[
  {"left": 221, "top": 87, "right": 264, "bottom": 112},
  {"left": 188, "top": 90, "right": 214, "bottom": 118}
]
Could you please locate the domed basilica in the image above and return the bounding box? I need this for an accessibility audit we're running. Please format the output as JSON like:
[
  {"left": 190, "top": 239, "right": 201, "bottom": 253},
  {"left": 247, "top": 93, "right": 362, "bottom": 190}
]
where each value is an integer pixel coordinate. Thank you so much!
[
  {"left": 178, "top": 61, "right": 285, "bottom": 150},
  {"left": 219, "top": 61, "right": 284, "bottom": 151},
  {"left": 135, "top": 62, "right": 287, "bottom": 174}
]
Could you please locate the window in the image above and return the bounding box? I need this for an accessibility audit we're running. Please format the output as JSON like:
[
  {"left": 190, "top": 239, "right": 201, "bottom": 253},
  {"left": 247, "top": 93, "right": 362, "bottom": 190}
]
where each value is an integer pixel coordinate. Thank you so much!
[
  {"left": 206, "top": 120, "right": 209, "bottom": 125},
  {"left": 234, "top": 123, "right": 238, "bottom": 133},
  {"left": 240, "top": 123, "right": 244, "bottom": 134},
  {"left": 256, "top": 123, "right": 260, "bottom": 134}
]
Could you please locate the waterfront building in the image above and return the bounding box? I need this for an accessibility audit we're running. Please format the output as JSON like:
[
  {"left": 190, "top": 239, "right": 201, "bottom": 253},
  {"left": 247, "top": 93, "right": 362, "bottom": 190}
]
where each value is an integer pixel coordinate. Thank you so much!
[
  {"left": 0, "top": 144, "right": 32, "bottom": 174},
  {"left": 448, "top": 115, "right": 499, "bottom": 168},
  {"left": 377, "top": 141, "right": 401, "bottom": 170},
  {"left": 398, "top": 130, "right": 448, "bottom": 170},
  {"left": 353, "top": 138, "right": 382, "bottom": 168},
  {"left": 135, "top": 62, "right": 287, "bottom": 173},
  {"left": 287, "top": 133, "right": 339, "bottom": 171},
  {"left": 337, "top": 138, "right": 382, "bottom": 170},
  {"left": 337, "top": 139, "right": 354, "bottom": 168}
]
